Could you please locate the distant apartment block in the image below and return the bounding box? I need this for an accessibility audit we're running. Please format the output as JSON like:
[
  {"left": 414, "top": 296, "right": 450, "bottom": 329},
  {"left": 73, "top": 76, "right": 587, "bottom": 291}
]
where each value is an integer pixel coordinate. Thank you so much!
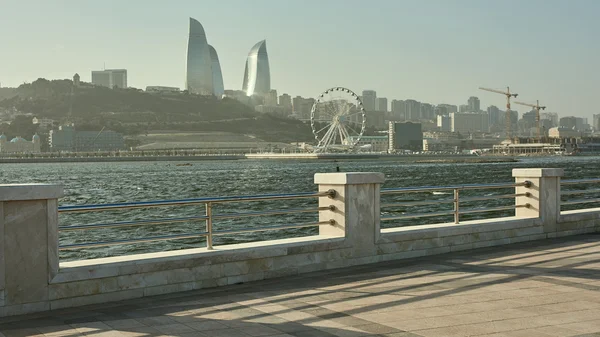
[
  {"left": 91, "top": 69, "right": 127, "bottom": 89},
  {"left": 32, "top": 117, "right": 55, "bottom": 130},
  {"left": 388, "top": 121, "right": 423, "bottom": 152},
  {"left": 362, "top": 90, "right": 376, "bottom": 112},
  {"left": 376, "top": 97, "right": 387, "bottom": 112},
  {"left": 278, "top": 94, "right": 292, "bottom": 111},
  {"left": 437, "top": 115, "right": 451, "bottom": 132},
  {"left": 450, "top": 112, "right": 489, "bottom": 135}
]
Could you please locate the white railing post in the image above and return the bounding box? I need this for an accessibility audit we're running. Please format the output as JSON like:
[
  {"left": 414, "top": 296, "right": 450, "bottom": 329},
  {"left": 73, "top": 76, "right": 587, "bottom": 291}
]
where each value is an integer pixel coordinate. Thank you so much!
[
  {"left": 513, "top": 168, "right": 563, "bottom": 233},
  {"left": 0, "top": 184, "right": 63, "bottom": 316},
  {"left": 315, "top": 172, "right": 385, "bottom": 256}
]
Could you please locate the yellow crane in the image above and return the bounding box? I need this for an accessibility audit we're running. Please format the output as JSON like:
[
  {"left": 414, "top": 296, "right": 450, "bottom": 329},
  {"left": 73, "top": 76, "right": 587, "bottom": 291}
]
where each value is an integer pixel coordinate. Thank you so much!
[
  {"left": 514, "top": 100, "right": 546, "bottom": 143},
  {"left": 479, "top": 86, "right": 518, "bottom": 141}
]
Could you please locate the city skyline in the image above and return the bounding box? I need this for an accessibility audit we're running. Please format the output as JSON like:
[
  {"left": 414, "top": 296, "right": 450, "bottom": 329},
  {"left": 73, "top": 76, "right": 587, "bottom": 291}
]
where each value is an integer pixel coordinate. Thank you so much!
[{"left": 1, "top": 0, "right": 598, "bottom": 119}]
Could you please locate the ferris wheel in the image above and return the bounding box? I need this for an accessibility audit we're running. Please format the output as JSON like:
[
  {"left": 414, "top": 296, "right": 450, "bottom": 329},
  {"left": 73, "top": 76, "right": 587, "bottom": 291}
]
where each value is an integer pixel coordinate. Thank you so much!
[{"left": 310, "top": 87, "right": 366, "bottom": 152}]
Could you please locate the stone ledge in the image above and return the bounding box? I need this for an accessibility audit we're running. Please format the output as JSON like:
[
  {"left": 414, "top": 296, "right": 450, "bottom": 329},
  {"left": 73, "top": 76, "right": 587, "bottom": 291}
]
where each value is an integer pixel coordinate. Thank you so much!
[
  {"left": 55, "top": 236, "right": 346, "bottom": 284},
  {"left": 559, "top": 208, "right": 600, "bottom": 223},
  {"left": 314, "top": 172, "right": 385, "bottom": 185},
  {"left": 0, "top": 184, "right": 64, "bottom": 201},
  {"left": 379, "top": 217, "right": 541, "bottom": 243},
  {"left": 512, "top": 168, "right": 564, "bottom": 178}
]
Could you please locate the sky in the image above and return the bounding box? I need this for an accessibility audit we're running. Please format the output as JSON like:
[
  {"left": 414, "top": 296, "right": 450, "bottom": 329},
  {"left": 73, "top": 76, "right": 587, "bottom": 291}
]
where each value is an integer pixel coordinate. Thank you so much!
[{"left": 1, "top": 0, "right": 599, "bottom": 119}]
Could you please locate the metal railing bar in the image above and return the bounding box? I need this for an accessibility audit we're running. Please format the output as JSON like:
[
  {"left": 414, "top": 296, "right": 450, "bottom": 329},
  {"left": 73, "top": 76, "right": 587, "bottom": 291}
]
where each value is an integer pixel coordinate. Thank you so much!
[
  {"left": 211, "top": 206, "right": 332, "bottom": 220},
  {"left": 59, "top": 232, "right": 209, "bottom": 250},
  {"left": 461, "top": 193, "right": 528, "bottom": 203},
  {"left": 58, "top": 190, "right": 335, "bottom": 213},
  {"left": 381, "top": 199, "right": 454, "bottom": 208},
  {"left": 561, "top": 179, "right": 600, "bottom": 185},
  {"left": 561, "top": 189, "right": 600, "bottom": 196},
  {"left": 58, "top": 216, "right": 208, "bottom": 231},
  {"left": 561, "top": 198, "right": 600, "bottom": 206},
  {"left": 459, "top": 204, "right": 528, "bottom": 215},
  {"left": 212, "top": 220, "right": 333, "bottom": 235},
  {"left": 381, "top": 210, "right": 455, "bottom": 221},
  {"left": 381, "top": 181, "right": 529, "bottom": 195}
]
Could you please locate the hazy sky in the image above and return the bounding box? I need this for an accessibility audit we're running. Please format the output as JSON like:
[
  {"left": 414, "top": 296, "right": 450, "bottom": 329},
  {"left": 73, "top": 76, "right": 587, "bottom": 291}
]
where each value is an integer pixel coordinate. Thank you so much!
[{"left": 1, "top": 0, "right": 598, "bottom": 118}]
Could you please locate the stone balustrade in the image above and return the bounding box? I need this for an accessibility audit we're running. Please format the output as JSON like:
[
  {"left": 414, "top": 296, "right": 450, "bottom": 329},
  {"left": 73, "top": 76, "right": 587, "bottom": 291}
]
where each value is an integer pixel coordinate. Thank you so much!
[{"left": 0, "top": 168, "right": 599, "bottom": 317}]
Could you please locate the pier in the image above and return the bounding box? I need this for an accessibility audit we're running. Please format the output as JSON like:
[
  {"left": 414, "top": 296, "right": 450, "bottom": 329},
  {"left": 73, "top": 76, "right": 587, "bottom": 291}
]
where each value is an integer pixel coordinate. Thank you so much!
[{"left": 0, "top": 168, "right": 599, "bottom": 335}]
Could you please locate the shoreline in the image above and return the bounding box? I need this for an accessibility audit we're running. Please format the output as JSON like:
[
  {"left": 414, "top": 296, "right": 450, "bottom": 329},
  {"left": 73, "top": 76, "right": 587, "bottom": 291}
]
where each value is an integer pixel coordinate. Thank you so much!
[{"left": 0, "top": 153, "right": 521, "bottom": 164}]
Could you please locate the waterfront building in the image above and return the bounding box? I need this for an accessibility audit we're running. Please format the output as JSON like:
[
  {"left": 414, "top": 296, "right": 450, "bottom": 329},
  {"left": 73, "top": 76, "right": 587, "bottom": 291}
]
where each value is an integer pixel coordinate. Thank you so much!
[
  {"left": 242, "top": 40, "right": 271, "bottom": 97},
  {"left": 146, "top": 86, "right": 180, "bottom": 93},
  {"left": 362, "top": 90, "right": 376, "bottom": 112},
  {"left": 450, "top": 112, "right": 490, "bottom": 135},
  {"left": 468, "top": 96, "right": 480, "bottom": 112},
  {"left": 208, "top": 45, "right": 225, "bottom": 97},
  {"left": 91, "top": 69, "right": 127, "bottom": 89},
  {"left": 49, "top": 125, "right": 125, "bottom": 152},
  {"left": 390, "top": 100, "right": 405, "bottom": 120},
  {"left": 186, "top": 18, "right": 214, "bottom": 96},
  {"left": 0, "top": 134, "right": 41, "bottom": 153},
  {"left": 376, "top": 97, "right": 388, "bottom": 112},
  {"left": 548, "top": 126, "right": 581, "bottom": 138},
  {"left": 346, "top": 135, "right": 388, "bottom": 152},
  {"left": 388, "top": 121, "right": 423, "bottom": 151}
]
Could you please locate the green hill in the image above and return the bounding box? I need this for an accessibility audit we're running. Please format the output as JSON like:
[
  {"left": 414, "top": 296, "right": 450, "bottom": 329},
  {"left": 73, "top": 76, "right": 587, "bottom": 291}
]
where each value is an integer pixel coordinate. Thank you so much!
[{"left": 0, "top": 78, "right": 314, "bottom": 143}]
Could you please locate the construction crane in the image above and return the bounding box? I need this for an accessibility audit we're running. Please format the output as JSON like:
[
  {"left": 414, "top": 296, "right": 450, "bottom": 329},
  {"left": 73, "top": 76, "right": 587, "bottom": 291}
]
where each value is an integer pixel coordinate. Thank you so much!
[
  {"left": 514, "top": 100, "right": 546, "bottom": 143},
  {"left": 479, "top": 87, "right": 518, "bottom": 141}
]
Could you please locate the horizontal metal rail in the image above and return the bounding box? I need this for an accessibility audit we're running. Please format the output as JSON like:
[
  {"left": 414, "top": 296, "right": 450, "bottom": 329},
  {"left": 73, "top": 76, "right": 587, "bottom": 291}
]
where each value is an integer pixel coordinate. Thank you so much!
[
  {"left": 59, "top": 220, "right": 329, "bottom": 250},
  {"left": 58, "top": 207, "right": 334, "bottom": 232},
  {"left": 561, "top": 179, "right": 600, "bottom": 185},
  {"left": 381, "top": 204, "right": 528, "bottom": 222},
  {"left": 561, "top": 189, "right": 600, "bottom": 196},
  {"left": 381, "top": 181, "right": 530, "bottom": 195},
  {"left": 59, "top": 190, "right": 336, "bottom": 213},
  {"left": 459, "top": 204, "right": 529, "bottom": 215},
  {"left": 381, "top": 193, "right": 528, "bottom": 209},
  {"left": 561, "top": 198, "right": 600, "bottom": 206}
]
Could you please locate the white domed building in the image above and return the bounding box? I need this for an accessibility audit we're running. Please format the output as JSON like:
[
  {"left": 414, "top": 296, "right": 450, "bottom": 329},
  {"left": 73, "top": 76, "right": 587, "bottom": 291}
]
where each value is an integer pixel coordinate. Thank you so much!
[{"left": 0, "top": 134, "right": 41, "bottom": 153}]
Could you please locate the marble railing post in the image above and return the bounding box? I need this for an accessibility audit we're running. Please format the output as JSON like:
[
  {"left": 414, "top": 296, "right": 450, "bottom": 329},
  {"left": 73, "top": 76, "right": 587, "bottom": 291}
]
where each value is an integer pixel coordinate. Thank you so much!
[
  {"left": 513, "top": 168, "right": 563, "bottom": 233},
  {"left": 315, "top": 172, "right": 385, "bottom": 255},
  {"left": 0, "top": 184, "right": 63, "bottom": 315}
]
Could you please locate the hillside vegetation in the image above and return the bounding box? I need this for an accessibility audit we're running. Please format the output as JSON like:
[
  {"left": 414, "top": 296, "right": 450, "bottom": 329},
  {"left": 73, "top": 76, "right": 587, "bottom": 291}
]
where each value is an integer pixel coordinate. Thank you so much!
[{"left": 0, "top": 78, "right": 314, "bottom": 143}]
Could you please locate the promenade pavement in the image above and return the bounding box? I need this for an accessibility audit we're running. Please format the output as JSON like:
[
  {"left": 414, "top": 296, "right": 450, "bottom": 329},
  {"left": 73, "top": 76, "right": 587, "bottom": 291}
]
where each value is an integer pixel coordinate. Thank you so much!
[{"left": 1, "top": 234, "right": 599, "bottom": 337}]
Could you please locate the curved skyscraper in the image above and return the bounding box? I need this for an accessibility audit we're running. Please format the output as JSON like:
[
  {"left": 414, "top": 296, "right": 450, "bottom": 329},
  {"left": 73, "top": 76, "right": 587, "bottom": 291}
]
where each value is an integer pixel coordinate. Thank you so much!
[
  {"left": 242, "top": 40, "right": 270, "bottom": 96},
  {"left": 185, "top": 18, "right": 213, "bottom": 95},
  {"left": 208, "top": 45, "right": 225, "bottom": 98}
]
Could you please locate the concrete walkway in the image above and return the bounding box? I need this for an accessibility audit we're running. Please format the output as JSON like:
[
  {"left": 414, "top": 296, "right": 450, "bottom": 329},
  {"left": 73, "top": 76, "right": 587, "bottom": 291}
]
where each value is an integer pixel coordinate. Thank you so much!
[{"left": 1, "top": 234, "right": 600, "bottom": 337}]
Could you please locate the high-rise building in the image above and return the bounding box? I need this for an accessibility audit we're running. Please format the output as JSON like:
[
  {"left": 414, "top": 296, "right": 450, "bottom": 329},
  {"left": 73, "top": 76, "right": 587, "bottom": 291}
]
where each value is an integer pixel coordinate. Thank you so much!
[
  {"left": 437, "top": 115, "right": 451, "bottom": 132},
  {"left": 468, "top": 96, "right": 480, "bottom": 112},
  {"left": 560, "top": 116, "right": 577, "bottom": 130},
  {"left": 265, "top": 89, "right": 278, "bottom": 106},
  {"left": 362, "top": 90, "right": 376, "bottom": 112},
  {"left": 487, "top": 105, "right": 501, "bottom": 126},
  {"left": 390, "top": 100, "right": 405, "bottom": 120},
  {"left": 91, "top": 69, "right": 127, "bottom": 89},
  {"left": 186, "top": 18, "right": 214, "bottom": 95},
  {"left": 594, "top": 114, "right": 600, "bottom": 131},
  {"left": 292, "top": 96, "right": 314, "bottom": 119},
  {"left": 450, "top": 112, "right": 489, "bottom": 134},
  {"left": 242, "top": 40, "right": 271, "bottom": 96},
  {"left": 376, "top": 97, "right": 388, "bottom": 112},
  {"left": 208, "top": 45, "right": 224, "bottom": 97},
  {"left": 459, "top": 104, "right": 469, "bottom": 113},
  {"left": 404, "top": 99, "right": 421, "bottom": 120},
  {"left": 437, "top": 104, "right": 458, "bottom": 114},
  {"left": 420, "top": 103, "right": 435, "bottom": 120},
  {"left": 540, "top": 112, "right": 559, "bottom": 126},
  {"left": 279, "top": 93, "right": 292, "bottom": 110}
]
